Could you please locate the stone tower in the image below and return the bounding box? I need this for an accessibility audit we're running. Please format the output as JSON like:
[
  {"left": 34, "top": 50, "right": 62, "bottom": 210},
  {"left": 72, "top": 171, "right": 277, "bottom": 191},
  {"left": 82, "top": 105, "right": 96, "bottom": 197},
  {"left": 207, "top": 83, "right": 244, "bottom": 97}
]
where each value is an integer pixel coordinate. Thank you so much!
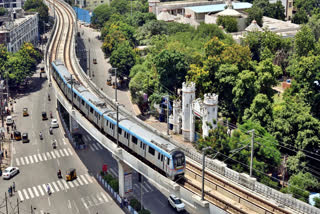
[
  {"left": 202, "top": 93, "right": 219, "bottom": 137},
  {"left": 182, "top": 82, "right": 195, "bottom": 142},
  {"left": 172, "top": 100, "right": 181, "bottom": 134}
]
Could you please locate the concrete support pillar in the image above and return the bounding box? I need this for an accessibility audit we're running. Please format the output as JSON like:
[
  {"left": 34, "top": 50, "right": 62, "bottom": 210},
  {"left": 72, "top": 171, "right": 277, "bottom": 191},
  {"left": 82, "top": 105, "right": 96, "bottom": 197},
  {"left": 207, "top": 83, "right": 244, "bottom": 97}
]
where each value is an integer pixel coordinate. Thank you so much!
[
  {"left": 182, "top": 82, "right": 195, "bottom": 142},
  {"left": 190, "top": 107, "right": 195, "bottom": 142},
  {"left": 116, "top": 159, "right": 133, "bottom": 198}
]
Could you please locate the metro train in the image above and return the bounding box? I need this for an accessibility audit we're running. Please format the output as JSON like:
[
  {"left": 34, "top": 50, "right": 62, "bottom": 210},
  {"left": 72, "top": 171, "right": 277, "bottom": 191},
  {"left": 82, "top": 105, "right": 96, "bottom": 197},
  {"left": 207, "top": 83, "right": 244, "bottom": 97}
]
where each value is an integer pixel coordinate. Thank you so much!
[{"left": 51, "top": 60, "right": 185, "bottom": 180}]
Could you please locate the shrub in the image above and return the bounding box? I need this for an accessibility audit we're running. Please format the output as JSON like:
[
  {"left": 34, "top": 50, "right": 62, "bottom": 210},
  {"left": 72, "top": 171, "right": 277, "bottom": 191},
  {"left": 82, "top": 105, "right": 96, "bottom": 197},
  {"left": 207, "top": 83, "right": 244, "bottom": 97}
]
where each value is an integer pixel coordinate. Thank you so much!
[
  {"left": 109, "top": 179, "right": 119, "bottom": 193},
  {"left": 139, "top": 209, "right": 151, "bottom": 214},
  {"left": 130, "top": 198, "right": 141, "bottom": 211},
  {"left": 217, "top": 16, "right": 238, "bottom": 33}
]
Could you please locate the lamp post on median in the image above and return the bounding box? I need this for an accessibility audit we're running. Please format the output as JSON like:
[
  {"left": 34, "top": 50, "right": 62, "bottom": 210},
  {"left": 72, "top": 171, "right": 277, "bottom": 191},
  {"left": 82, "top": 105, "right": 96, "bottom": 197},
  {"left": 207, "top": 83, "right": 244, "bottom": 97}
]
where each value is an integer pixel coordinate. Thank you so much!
[
  {"left": 111, "top": 68, "right": 118, "bottom": 101},
  {"left": 116, "top": 102, "right": 124, "bottom": 148}
]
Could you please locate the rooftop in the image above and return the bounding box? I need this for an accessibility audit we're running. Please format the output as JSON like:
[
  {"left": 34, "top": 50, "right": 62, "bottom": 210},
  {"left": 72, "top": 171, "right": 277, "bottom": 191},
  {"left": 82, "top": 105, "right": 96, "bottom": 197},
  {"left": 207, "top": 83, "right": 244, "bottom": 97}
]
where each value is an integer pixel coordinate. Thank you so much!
[{"left": 185, "top": 2, "right": 252, "bottom": 13}]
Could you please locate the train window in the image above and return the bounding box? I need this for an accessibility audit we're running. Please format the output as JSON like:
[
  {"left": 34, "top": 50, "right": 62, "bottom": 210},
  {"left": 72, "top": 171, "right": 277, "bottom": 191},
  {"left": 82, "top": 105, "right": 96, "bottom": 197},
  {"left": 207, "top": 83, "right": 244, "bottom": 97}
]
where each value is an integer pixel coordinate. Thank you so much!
[
  {"left": 132, "top": 136, "right": 137, "bottom": 144},
  {"left": 111, "top": 124, "right": 114, "bottom": 130},
  {"left": 167, "top": 158, "right": 170, "bottom": 165},
  {"left": 77, "top": 96, "right": 80, "bottom": 101},
  {"left": 73, "top": 92, "right": 76, "bottom": 98},
  {"left": 118, "top": 127, "right": 122, "bottom": 134},
  {"left": 140, "top": 141, "right": 143, "bottom": 148},
  {"left": 82, "top": 100, "right": 85, "bottom": 105},
  {"left": 158, "top": 153, "right": 160, "bottom": 160},
  {"left": 94, "top": 112, "right": 98, "bottom": 117},
  {"left": 143, "top": 143, "right": 146, "bottom": 150},
  {"left": 161, "top": 154, "right": 164, "bottom": 161},
  {"left": 106, "top": 121, "right": 109, "bottom": 126},
  {"left": 90, "top": 107, "right": 93, "bottom": 113},
  {"left": 86, "top": 103, "right": 89, "bottom": 109},
  {"left": 148, "top": 147, "right": 155, "bottom": 156}
]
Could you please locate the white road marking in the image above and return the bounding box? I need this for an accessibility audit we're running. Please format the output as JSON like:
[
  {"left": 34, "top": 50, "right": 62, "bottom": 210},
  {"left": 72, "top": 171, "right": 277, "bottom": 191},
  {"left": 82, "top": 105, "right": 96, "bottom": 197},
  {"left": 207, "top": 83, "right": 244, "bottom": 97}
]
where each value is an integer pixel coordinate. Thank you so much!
[
  {"left": 46, "top": 152, "right": 52, "bottom": 159},
  {"left": 77, "top": 176, "right": 84, "bottom": 185},
  {"left": 80, "top": 175, "right": 88, "bottom": 185},
  {"left": 73, "top": 200, "right": 79, "bottom": 213},
  {"left": 18, "top": 190, "right": 24, "bottom": 201},
  {"left": 48, "top": 183, "right": 54, "bottom": 193},
  {"left": 42, "top": 184, "right": 47, "bottom": 194},
  {"left": 32, "top": 186, "right": 39, "bottom": 197},
  {"left": 57, "top": 159, "right": 60, "bottom": 166},
  {"left": 144, "top": 182, "right": 153, "bottom": 191},
  {"left": 68, "top": 181, "right": 74, "bottom": 188},
  {"left": 24, "top": 157, "right": 29, "bottom": 165},
  {"left": 59, "top": 149, "right": 65, "bottom": 157},
  {"left": 63, "top": 148, "right": 70, "bottom": 156},
  {"left": 33, "top": 154, "right": 38, "bottom": 162},
  {"left": 48, "top": 197, "right": 51, "bottom": 206},
  {"left": 42, "top": 153, "right": 47, "bottom": 161},
  {"left": 72, "top": 179, "right": 80, "bottom": 187},
  {"left": 91, "top": 195, "right": 99, "bottom": 205},
  {"left": 89, "top": 145, "right": 95, "bottom": 151},
  {"left": 12, "top": 147, "right": 16, "bottom": 155},
  {"left": 23, "top": 189, "right": 29, "bottom": 200},
  {"left": 37, "top": 153, "right": 43, "bottom": 162},
  {"left": 142, "top": 184, "right": 148, "bottom": 193},
  {"left": 52, "top": 181, "right": 59, "bottom": 192},
  {"left": 86, "top": 196, "right": 93, "bottom": 207},
  {"left": 16, "top": 158, "right": 20, "bottom": 166},
  {"left": 63, "top": 138, "right": 66, "bottom": 145},
  {"left": 20, "top": 157, "right": 25, "bottom": 165},
  {"left": 81, "top": 198, "right": 88, "bottom": 209},
  {"left": 97, "top": 193, "right": 104, "bottom": 203},
  {"left": 38, "top": 185, "right": 45, "bottom": 196},
  {"left": 50, "top": 151, "right": 56, "bottom": 159},
  {"left": 96, "top": 143, "right": 103, "bottom": 150},
  {"left": 92, "top": 143, "right": 99, "bottom": 150},
  {"left": 57, "top": 180, "right": 64, "bottom": 190},
  {"left": 100, "top": 192, "right": 109, "bottom": 202},
  {"left": 109, "top": 168, "right": 118, "bottom": 177},
  {"left": 67, "top": 148, "right": 73, "bottom": 155},
  {"left": 29, "top": 155, "right": 34, "bottom": 164},
  {"left": 54, "top": 150, "right": 60, "bottom": 158},
  {"left": 27, "top": 188, "right": 34, "bottom": 198},
  {"left": 67, "top": 200, "right": 72, "bottom": 209},
  {"left": 85, "top": 174, "right": 93, "bottom": 183},
  {"left": 62, "top": 180, "right": 70, "bottom": 189}
]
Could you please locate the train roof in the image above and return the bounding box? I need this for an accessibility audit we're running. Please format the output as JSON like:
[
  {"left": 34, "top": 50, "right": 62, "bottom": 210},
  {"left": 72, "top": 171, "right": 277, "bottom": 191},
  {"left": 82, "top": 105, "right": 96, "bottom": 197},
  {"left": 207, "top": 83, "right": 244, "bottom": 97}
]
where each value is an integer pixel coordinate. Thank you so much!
[{"left": 52, "top": 60, "right": 71, "bottom": 81}]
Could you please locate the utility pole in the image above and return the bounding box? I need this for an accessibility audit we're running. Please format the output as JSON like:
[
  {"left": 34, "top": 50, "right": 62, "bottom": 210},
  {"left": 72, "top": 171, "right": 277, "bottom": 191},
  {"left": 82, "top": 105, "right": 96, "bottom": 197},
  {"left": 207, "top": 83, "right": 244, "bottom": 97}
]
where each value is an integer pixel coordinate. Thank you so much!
[
  {"left": 5, "top": 192, "right": 8, "bottom": 214},
  {"left": 113, "top": 68, "right": 118, "bottom": 102},
  {"left": 116, "top": 102, "right": 119, "bottom": 147},
  {"left": 248, "top": 129, "right": 255, "bottom": 177},
  {"left": 17, "top": 198, "right": 19, "bottom": 214},
  {"left": 88, "top": 49, "right": 90, "bottom": 78},
  {"left": 166, "top": 95, "right": 169, "bottom": 136},
  {"left": 140, "top": 175, "right": 143, "bottom": 211},
  {"left": 282, "top": 155, "right": 287, "bottom": 187},
  {"left": 70, "top": 74, "right": 74, "bottom": 109}
]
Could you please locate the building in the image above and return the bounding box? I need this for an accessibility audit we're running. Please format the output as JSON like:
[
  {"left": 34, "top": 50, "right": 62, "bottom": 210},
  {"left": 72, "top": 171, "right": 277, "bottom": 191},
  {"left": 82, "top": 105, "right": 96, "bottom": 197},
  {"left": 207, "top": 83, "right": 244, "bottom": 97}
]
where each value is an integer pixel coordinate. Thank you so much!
[
  {"left": 0, "top": 0, "right": 24, "bottom": 9},
  {"left": 269, "top": 0, "right": 293, "bottom": 20},
  {"left": 0, "top": 9, "right": 38, "bottom": 53},
  {"left": 79, "top": 0, "right": 110, "bottom": 10}
]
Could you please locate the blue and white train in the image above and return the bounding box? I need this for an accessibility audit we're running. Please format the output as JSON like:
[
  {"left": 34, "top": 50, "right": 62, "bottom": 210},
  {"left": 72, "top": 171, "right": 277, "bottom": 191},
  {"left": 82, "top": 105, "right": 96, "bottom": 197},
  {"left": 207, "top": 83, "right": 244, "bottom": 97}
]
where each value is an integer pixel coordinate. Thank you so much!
[{"left": 51, "top": 60, "right": 185, "bottom": 180}]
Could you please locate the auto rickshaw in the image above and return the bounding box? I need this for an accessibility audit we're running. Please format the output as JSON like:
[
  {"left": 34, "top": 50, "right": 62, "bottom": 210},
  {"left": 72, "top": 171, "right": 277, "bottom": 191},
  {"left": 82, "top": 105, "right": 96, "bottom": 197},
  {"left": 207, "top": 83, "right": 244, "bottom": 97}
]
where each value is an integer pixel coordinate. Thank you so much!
[
  {"left": 14, "top": 131, "right": 21, "bottom": 140},
  {"left": 52, "top": 139, "right": 57, "bottom": 149},
  {"left": 40, "top": 67, "right": 45, "bottom": 73},
  {"left": 66, "top": 168, "right": 77, "bottom": 181},
  {"left": 23, "top": 108, "right": 29, "bottom": 116},
  {"left": 106, "top": 76, "right": 112, "bottom": 86},
  {"left": 42, "top": 112, "right": 48, "bottom": 120},
  {"left": 93, "top": 58, "right": 97, "bottom": 64}
]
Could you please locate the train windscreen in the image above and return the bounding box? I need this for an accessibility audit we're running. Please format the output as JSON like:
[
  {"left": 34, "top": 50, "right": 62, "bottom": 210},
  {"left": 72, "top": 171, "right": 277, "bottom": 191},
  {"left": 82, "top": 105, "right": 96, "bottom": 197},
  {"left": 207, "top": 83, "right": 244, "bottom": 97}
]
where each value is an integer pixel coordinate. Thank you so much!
[{"left": 173, "top": 152, "right": 185, "bottom": 169}]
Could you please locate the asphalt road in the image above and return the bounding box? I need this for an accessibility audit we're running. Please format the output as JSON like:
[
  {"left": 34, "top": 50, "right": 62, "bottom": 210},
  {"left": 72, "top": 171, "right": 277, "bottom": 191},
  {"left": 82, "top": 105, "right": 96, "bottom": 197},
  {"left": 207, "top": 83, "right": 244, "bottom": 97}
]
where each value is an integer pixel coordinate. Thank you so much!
[{"left": 0, "top": 70, "right": 124, "bottom": 214}]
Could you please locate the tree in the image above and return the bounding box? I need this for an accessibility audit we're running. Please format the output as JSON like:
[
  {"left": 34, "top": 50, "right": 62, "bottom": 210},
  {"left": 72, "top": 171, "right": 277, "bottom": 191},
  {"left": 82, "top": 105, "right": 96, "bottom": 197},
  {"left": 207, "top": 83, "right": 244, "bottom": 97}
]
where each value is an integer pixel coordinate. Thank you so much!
[
  {"left": 109, "top": 41, "right": 136, "bottom": 76},
  {"left": 286, "top": 151, "right": 307, "bottom": 175},
  {"left": 292, "top": 10, "right": 308, "bottom": 24},
  {"left": 186, "top": 64, "right": 211, "bottom": 97},
  {"left": 220, "top": 44, "right": 251, "bottom": 71},
  {"left": 217, "top": 16, "right": 238, "bottom": 33},
  {"left": 135, "top": 20, "right": 168, "bottom": 45},
  {"left": 247, "top": 6, "right": 263, "bottom": 27},
  {"left": 0, "top": 44, "right": 9, "bottom": 75},
  {"left": 243, "top": 94, "right": 273, "bottom": 128},
  {"left": 232, "top": 70, "right": 258, "bottom": 121},
  {"left": 110, "top": 0, "right": 129, "bottom": 15},
  {"left": 153, "top": 49, "right": 189, "bottom": 93},
  {"left": 101, "top": 25, "right": 126, "bottom": 57},
  {"left": 307, "top": 14, "right": 320, "bottom": 41},
  {"left": 294, "top": 25, "right": 316, "bottom": 57},
  {"left": 0, "top": 7, "right": 7, "bottom": 16},
  {"left": 126, "top": 11, "right": 156, "bottom": 27},
  {"left": 204, "top": 36, "right": 226, "bottom": 57},
  {"left": 91, "top": 4, "right": 114, "bottom": 28},
  {"left": 268, "top": 0, "right": 285, "bottom": 20},
  {"left": 24, "top": 0, "right": 49, "bottom": 34},
  {"left": 282, "top": 172, "right": 319, "bottom": 202}
]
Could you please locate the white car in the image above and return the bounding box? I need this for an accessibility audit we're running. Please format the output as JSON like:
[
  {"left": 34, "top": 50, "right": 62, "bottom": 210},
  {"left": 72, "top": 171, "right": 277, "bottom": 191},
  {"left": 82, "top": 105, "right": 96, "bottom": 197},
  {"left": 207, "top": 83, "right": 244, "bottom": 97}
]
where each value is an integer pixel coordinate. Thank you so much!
[
  {"left": 6, "top": 116, "right": 13, "bottom": 125},
  {"left": 51, "top": 119, "right": 59, "bottom": 128},
  {"left": 168, "top": 194, "right": 185, "bottom": 212},
  {"left": 2, "top": 167, "right": 19, "bottom": 179}
]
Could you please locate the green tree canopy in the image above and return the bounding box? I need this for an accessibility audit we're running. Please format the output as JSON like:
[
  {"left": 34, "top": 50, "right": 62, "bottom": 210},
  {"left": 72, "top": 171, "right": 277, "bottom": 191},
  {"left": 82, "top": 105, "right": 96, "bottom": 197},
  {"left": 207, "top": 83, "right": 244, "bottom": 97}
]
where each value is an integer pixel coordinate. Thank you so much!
[
  {"left": 91, "top": 4, "right": 114, "bottom": 28},
  {"left": 109, "top": 41, "right": 136, "bottom": 76},
  {"left": 153, "top": 49, "right": 189, "bottom": 93},
  {"left": 246, "top": 6, "right": 263, "bottom": 27},
  {"left": 294, "top": 25, "right": 316, "bottom": 57},
  {"left": 217, "top": 16, "right": 238, "bottom": 33},
  {"left": 23, "top": 0, "right": 49, "bottom": 34}
]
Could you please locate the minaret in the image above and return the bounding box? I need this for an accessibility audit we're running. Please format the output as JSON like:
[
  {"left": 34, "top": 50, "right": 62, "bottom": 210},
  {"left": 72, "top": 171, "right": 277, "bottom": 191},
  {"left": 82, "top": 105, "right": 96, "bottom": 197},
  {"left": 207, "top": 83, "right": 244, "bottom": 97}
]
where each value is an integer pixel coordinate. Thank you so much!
[
  {"left": 203, "top": 93, "right": 218, "bottom": 137},
  {"left": 182, "top": 82, "right": 195, "bottom": 142}
]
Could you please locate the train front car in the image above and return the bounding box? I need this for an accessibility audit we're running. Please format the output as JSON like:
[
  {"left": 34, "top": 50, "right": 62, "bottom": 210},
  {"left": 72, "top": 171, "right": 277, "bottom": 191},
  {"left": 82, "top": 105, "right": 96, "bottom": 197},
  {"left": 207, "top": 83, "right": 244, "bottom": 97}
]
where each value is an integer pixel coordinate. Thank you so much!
[{"left": 171, "top": 150, "right": 185, "bottom": 180}]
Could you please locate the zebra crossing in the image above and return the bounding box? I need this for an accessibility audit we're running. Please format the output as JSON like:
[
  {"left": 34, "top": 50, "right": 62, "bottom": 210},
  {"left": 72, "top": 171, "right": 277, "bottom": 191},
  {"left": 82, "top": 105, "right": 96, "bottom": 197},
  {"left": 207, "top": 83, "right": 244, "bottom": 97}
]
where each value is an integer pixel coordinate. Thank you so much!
[
  {"left": 133, "top": 181, "right": 154, "bottom": 194},
  {"left": 81, "top": 135, "right": 104, "bottom": 151},
  {"left": 17, "top": 174, "right": 94, "bottom": 201},
  {"left": 15, "top": 148, "right": 74, "bottom": 166},
  {"left": 80, "top": 192, "right": 111, "bottom": 209}
]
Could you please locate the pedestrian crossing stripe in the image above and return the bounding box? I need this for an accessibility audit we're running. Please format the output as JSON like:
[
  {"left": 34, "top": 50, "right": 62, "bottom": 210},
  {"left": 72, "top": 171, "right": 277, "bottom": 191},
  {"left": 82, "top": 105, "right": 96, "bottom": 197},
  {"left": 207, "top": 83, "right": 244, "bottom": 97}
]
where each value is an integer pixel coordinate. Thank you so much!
[
  {"left": 96, "top": 143, "right": 103, "bottom": 150},
  {"left": 57, "top": 180, "right": 64, "bottom": 190},
  {"left": 15, "top": 148, "right": 73, "bottom": 166},
  {"left": 92, "top": 143, "right": 99, "bottom": 150},
  {"left": 68, "top": 181, "right": 74, "bottom": 188},
  {"left": 85, "top": 174, "right": 93, "bottom": 183},
  {"left": 80, "top": 175, "right": 88, "bottom": 184},
  {"left": 52, "top": 181, "right": 59, "bottom": 192},
  {"left": 37, "top": 185, "right": 45, "bottom": 196},
  {"left": 80, "top": 192, "right": 110, "bottom": 209},
  {"left": 18, "top": 190, "right": 24, "bottom": 201},
  {"left": 32, "top": 186, "right": 39, "bottom": 197},
  {"left": 81, "top": 198, "right": 88, "bottom": 209},
  {"left": 28, "top": 188, "right": 34, "bottom": 198},
  {"left": 89, "top": 144, "right": 95, "bottom": 151}
]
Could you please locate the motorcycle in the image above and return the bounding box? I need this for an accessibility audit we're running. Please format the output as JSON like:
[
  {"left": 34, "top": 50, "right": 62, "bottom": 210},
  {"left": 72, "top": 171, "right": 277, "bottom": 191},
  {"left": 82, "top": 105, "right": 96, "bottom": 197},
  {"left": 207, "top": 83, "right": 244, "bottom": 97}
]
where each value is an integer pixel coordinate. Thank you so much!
[
  {"left": 50, "top": 111, "right": 53, "bottom": 118},
  {"left": 57, "top": 170, "right": 62, "bottom": 179},
  {"left": 40, "top": 132, "right": 43, "bottom": 140},
  {"left": 49, "top": 127, "right": 53, "bottom": 135}
]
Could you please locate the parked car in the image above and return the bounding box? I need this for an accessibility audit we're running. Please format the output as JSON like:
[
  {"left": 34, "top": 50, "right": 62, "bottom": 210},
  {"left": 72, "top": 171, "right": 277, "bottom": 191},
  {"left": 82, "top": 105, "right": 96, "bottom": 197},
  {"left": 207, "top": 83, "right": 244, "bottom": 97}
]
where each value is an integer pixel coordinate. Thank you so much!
[
  {"left": 2, "top": 167, "right": 19, "bottom": 179},
  {"left": 6, "top": 116, "right": 13, "bottom": 125},
  {"left": 168, "top": 194, "right": 185, "bottom": 212},
  {"left": 51, "top": 119, "right": 59, "bottom": 128},
  {"left": 22, "top": 133, "right": 29, "bottom": 143}
]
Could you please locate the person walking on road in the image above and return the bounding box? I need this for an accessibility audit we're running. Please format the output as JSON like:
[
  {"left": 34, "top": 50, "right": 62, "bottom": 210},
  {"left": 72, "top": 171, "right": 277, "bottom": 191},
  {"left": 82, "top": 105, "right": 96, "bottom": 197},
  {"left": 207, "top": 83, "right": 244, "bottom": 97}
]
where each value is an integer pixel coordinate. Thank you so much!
[
  {"left": 46, "top": 184, "right": 51, "bottom": 195},
  {"left": 12, "top": 182, "right": 15, "bottom": 192}
]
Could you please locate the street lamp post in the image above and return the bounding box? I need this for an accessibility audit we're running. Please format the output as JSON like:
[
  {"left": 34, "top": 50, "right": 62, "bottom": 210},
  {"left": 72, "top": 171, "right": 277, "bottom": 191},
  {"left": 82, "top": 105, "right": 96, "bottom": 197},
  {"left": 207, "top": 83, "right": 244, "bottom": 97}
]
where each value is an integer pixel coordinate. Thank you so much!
[
  {"left": 112, "top": 68, "right": 118, "bottom": 101},
  {"left": 166, "top": 95, "right": 170, "bottom": 136},
  {"left": 70, "top": 74, "right": 74, "bottom": 109},
  {"left": 116, "top": 102, "right": 124, "bottom": 148}
]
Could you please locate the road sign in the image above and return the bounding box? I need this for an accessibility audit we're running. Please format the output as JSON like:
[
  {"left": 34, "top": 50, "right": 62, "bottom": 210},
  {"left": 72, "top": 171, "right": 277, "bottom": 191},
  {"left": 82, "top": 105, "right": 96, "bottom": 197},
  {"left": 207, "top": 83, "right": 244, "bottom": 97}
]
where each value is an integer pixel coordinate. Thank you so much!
[{"left": 102, "top": 164, "right": 108, "bottom": 172}]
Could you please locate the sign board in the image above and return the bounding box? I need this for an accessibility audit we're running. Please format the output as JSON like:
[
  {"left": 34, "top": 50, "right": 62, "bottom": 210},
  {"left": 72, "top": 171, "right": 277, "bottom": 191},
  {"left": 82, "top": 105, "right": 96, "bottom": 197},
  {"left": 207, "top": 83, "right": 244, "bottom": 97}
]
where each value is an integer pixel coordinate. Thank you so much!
[
  {"left": 124, "top": 172, "right": 133, "bottom": 194},
  {"left": 102, "top": 164, "right": 108, "bottom": 172}
]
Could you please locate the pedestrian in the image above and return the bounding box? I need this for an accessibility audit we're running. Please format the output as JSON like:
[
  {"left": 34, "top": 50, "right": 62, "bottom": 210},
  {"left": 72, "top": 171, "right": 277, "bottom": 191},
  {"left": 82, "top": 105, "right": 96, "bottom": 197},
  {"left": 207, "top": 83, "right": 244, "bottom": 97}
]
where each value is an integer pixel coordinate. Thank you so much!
[
  {"left": 8, "top": 186, "right": 12, "bottom": 197},
  {"left": 12, "top": 182, "right": 15, "bottom": 192},
  {"left": 13, "top": 124, "right": 16, "bottom": 131},
  {"left": 10, "top": 132, "right": 13, "bottom": 140},
  {"left": 5, "top": 150, "right": 7, "bottom": 158},
  {"left": 7, "top": 126, "right": 9, "bottom": 134}
]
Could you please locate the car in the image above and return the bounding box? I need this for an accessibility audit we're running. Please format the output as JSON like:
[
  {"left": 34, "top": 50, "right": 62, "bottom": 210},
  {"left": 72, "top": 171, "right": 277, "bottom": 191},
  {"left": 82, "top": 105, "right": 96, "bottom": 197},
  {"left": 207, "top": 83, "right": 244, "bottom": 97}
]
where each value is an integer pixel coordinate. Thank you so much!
[
  {"left": 22, "top": 133, "right": 29, "bottom": 143},
  {"left": 42, "top": 112, "right": 48, "bottom": 120},
  {"left": 2, "top": 167, "right": 19, "bottom": 179},
  {"left": 51, "top": 119, "right": 59, "bottom": 128},
  {"left": 6, "top": 116, "right": 13, "bottom": 125},
  {"left": 23, "top": 108, "right": 29, "bottom": 116},
  {"left": 168, "top": 194, "right": 185, "bottom": 212}
]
